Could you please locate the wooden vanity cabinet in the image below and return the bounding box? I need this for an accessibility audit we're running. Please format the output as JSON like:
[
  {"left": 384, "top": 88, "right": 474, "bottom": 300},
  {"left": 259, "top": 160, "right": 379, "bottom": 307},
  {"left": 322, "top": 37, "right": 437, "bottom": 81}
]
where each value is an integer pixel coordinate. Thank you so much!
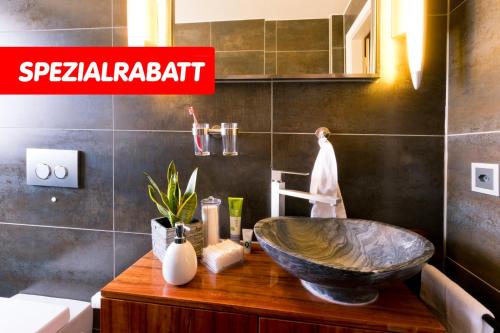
[
  {"left": 101, "top": 249, "right": 444, "bottom": 333},
  {"left": 101, "top": 298, "right": 257, "bottom": 333},
  {"left": 101, "top": 298, "right": 380, "bottom": 333}
]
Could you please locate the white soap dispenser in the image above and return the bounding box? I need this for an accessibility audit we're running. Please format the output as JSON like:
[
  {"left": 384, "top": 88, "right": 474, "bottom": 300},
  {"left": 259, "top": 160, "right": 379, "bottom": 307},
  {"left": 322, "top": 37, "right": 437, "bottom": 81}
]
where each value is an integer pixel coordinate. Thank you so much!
[{"left": 162, "top": 222, "right": 198, "bottom": 285}]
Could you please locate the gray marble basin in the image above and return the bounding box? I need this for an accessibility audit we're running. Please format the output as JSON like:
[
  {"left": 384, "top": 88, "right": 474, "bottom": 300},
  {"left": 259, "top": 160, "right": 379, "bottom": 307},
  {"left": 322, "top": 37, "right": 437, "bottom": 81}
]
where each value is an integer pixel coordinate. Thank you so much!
[{"left": 254, "top": 217, "right": 434, "bottom": 305}]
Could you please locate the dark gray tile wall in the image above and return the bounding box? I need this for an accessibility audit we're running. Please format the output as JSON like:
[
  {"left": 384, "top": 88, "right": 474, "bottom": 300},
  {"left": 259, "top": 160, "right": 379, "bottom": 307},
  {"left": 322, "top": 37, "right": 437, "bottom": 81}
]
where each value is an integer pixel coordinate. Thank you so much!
[
  {"left": 331, "top": 15, "right": 344, "bottom": 73},
  {"left": 446, "top": 0, "right": 500, "bottom": 316},
  {"left": 172, "top": 17, "right": 339, "bottom": 75},
  {"left": 0, "top": 223, "right": 113, "bottom": 301},
  {"left": 0, "top": 1, "right": 446, "bottom": 316}
]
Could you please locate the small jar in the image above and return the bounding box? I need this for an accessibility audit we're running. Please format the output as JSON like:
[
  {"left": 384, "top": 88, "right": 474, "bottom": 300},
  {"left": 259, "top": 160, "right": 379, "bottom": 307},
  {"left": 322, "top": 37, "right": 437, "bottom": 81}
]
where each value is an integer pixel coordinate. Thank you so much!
[{"left": 201, "top": 196, "right": 222, "bottom": 246}]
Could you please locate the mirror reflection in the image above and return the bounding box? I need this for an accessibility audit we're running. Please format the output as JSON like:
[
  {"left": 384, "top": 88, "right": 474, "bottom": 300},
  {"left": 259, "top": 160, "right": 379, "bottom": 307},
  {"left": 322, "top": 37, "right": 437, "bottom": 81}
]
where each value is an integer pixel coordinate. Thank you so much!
[{"left": 174, "top": 0, "right": 377, "bottom": 77}]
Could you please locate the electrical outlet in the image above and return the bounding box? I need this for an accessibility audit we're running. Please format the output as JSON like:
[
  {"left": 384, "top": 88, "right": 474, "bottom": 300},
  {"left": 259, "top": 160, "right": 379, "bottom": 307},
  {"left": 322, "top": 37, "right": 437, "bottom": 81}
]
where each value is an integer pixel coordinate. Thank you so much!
[{"left": 471, "top": 163, "right": 499, "bottom": 196}]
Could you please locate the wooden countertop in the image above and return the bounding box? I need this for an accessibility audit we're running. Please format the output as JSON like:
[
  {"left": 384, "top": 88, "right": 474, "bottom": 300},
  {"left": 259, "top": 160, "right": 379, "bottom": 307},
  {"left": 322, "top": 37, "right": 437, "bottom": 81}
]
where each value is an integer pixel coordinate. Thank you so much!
[{"left": 101, "top": 247, "right": 445, "bottom": 333}]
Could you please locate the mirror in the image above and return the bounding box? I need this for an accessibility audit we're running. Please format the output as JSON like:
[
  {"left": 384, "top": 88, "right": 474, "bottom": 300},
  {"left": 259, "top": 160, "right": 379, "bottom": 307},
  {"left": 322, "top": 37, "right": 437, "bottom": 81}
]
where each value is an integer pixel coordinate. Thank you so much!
[{"left": 174, "top": 0, "right": 378, "bottom": 79}]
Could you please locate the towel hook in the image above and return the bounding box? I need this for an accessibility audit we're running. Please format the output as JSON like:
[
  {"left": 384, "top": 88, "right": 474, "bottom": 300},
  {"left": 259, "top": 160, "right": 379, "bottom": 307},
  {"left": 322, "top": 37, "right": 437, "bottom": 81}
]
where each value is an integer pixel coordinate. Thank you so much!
[{"left": 315, "top": 127, "right": 331, "bottom": 139}]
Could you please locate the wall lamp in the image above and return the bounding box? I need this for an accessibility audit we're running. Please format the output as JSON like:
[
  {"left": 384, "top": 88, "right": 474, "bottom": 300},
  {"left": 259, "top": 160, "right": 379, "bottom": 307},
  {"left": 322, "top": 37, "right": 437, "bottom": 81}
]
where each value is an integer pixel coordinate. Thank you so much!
[
  {"left": 392, "top": 0, "right": 426, "bottom": 90},
  {"left": 127, "top": 0, "right": 175, "bottom": 47}
]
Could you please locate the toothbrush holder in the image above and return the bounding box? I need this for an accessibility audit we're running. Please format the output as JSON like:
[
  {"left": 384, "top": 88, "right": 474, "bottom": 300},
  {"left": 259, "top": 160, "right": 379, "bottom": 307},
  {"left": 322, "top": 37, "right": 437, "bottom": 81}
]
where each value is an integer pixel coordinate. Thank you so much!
[
  {"left": 192, "top": 123, "right": 210, "bottom": 156},
  {"left": 220, "top": 123, "right": 238, "bottom": 156}
]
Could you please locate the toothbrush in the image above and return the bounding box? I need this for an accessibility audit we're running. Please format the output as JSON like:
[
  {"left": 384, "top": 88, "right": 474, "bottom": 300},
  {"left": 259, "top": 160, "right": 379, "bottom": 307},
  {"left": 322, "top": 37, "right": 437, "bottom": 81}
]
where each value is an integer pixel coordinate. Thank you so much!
[{"left": 187, "top": 105, "right": 203, "bottom": 153}]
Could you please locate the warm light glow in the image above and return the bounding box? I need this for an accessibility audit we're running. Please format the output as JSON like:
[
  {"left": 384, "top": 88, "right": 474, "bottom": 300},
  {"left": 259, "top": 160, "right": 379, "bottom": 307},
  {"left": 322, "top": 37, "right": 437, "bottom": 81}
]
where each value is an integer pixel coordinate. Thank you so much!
[
  {"left": 127, "top": 0, "right": 174, "bottom": 46},
  {"left": 127, "top": 0, "right": 147, "bottom": 46},
  {"left": 405, "top": 0, "right": 425, "bottom": 89},
  {"left": 380, "top": 0, "right": 397, "bottom": 83},
  {"left": 156, "top": 0, "right": 174, "bottom": 46}
]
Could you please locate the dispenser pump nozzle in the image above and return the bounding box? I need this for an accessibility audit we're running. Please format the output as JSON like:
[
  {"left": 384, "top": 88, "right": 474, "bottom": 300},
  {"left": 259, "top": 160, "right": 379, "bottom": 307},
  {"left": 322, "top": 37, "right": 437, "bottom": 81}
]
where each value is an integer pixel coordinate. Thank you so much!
[{"left": 174, "top": 222, "right": 190, "bottom": 244}]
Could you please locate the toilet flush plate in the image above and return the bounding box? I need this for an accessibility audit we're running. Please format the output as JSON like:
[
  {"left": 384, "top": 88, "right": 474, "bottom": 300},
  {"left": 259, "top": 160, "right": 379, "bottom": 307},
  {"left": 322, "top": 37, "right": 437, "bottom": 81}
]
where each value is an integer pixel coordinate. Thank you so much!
[{"left": 26, "top": 148, "right": 79, "bottom": 188}]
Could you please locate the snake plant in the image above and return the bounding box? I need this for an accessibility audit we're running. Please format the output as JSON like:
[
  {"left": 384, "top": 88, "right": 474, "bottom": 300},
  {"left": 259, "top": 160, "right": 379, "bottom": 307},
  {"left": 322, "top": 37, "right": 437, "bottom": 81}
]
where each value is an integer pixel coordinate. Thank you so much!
[{"left": 145, "top": 161, "right": 198, "bottom": 228}]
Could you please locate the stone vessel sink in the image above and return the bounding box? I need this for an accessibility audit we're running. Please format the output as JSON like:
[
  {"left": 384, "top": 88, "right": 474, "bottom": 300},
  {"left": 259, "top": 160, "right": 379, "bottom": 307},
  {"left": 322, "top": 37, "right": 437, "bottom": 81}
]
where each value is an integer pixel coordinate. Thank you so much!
[{"left": 254, "top": 217, "right": 434, "bottom": 306}]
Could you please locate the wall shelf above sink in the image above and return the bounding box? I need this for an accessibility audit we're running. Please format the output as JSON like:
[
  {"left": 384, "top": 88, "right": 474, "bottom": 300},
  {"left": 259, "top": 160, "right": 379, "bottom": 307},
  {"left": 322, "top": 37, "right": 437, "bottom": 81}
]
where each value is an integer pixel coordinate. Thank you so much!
[{"left": 216, "top": 73, "right": 379, "bottom": 82}]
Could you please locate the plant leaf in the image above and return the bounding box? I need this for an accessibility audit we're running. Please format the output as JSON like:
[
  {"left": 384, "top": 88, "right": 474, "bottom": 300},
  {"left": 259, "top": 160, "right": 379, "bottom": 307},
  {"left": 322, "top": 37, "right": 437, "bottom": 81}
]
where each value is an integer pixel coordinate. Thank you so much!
[
  {"left": 166, "top": 161, "right": 177, "bottom": 187},
  {"left": 148, "top": 185, "right": 170, "bottom": 216},
  {"left": 145, "top": 172, "right": 161, "bottom": 195},
  {"left": 145, "top": 172, "right": 169, "bottom": 205},
  {"left": 167, "top": 172, "right": 178, "bottom": 213},
  {"left": 183, "top": 168, "right": 198, "bottom": 201},
  {"left": 176, "top": 181, "right": 182, "bottom": 207},
  {"left": 176, "top": 192, "right": 197, "bottom": 223}
]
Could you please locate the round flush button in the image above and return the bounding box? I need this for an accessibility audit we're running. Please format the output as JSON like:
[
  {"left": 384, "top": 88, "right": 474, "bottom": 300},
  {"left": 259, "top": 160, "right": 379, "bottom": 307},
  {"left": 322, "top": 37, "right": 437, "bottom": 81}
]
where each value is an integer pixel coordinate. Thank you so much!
[
  {"left": 35, "top": 163, "right": 51, "bottom": 180},
  {"left": 54, "top": 165, "right": 68, "bottom": 179}
]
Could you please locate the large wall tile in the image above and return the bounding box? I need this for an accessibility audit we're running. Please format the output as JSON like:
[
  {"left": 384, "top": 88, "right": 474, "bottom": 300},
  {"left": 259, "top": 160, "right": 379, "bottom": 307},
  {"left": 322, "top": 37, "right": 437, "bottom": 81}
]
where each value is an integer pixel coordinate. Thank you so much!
[
  {"left": 216, "top": 51, "right": 265, "bottom": 75},
  {"left": 174, "top": 23, "right": 211, "bottom": 46},
  {"left": 272, "top": 79, "right": 443, "bottom": 134},
  {"left": 0, "top": 129, "right": 113, "bottom": 230},
  {"left": 0, "top": 0, "right": 111, "bottom": 31},
  {"left": 265, "top": 21, "right": 277, "bottom": 52},
  {"left": 114, "top": 131, "right": 271, "bottom": 235},
  {"left": 332, "top": 48, "right": 345, "bottom": 73},
  {"left": 276, "top": 19, "right": 329, "bottom": 51},
  {"left": 0, "top": 223, "right": 113, "bottom": 301},
  {"left": 0, "top": 29, "right": 112, "bottom": 130},
  {"left": 276, "top": 51, "right": 329, "bottom": 75},
  {"left": 115, "top": 232, "right": 151, "bottom": 276},
  {"left": 265, "top": 52, "right": 277, "bottom": 75},
  {"left": 273, "top": 134, "right": 444, "bottom": 249},
  {"left": 448, "top": 0, "right": 500, "bottom": 133},
  {"left": 447, "top": 133, "right": 500, "bottom": 290},
  {"left": 114, "top": 83, "right": 271, "bottom": 131},
  {"left": 212, "top": 20, "right": 264, "bottom": 51},
  {"left": 0, "top": 95, "right": 112, "bottom": 129},
  {"left": 331, "top": 15, "right": 344, "bottom": 48},
  {"left": 0, "top": 28, "right": 112, "bottom": 47}
]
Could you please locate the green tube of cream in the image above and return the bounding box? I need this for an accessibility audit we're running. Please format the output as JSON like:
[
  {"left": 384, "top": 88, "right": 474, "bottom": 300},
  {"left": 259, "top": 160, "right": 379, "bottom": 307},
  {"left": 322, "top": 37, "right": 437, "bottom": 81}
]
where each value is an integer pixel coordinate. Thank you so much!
[{"left": 228, "top": 197, "right": 243, "bottom": 242}]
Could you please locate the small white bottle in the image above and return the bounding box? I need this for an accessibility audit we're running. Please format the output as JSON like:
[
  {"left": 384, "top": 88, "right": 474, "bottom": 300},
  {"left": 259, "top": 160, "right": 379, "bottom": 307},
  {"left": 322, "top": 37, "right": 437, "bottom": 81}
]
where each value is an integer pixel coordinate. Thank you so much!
[{"left": 162, "top": 222, "right": 197, "bottom": 286}]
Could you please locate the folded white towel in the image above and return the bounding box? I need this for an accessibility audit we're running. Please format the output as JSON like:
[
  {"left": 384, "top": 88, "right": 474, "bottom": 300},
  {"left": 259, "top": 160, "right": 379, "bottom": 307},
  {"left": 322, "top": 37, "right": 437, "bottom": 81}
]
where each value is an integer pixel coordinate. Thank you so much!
[
  {"left": 420, "top": 264, "right": 495, "bottom": 333},
  {"left": 310, "top": 137, "right": 347, "bottom": 218}
]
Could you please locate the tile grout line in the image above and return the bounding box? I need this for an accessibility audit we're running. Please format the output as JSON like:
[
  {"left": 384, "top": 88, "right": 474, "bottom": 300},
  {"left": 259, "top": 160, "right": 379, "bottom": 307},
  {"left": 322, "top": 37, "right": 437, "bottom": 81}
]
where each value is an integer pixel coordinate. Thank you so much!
[
  {"left": 263, "top": 20, "right": 266, "bottom": 75},
  {"left": 450, "top": 0, "right": 467, "bottom": 14},
  {"left": 328, "top": 16, "right": 332, "bottom": 74},
  {"left": 271, "top": 81, "right": 274, "bottom": 168},
  {"left": 0, "top": 221, "right": 111, "bottom": 233},
  {"left": 0, "top": 27, "right": 117, "bottom": 33},
  {"left": 111, "top": 0, "right": 116, "bottom": 279},
  {"left": 448, "top": 258, "right": 500, "bottom": 294},
  {"left": 274, "top": 132, "right": 444, "bottom": 137},
  {"left": 275, "top": 21, "right": 278, "bottom": 75},
  {"left": 443, "top": 0, "right": 450, "bottom": 267},
  {"left": 216, "top": 79, "right": 376, "bottom": 83},
  {"left": 0, "top": 127, "right": 113, "bottom": 131},
  {"left": 447, "top": 130, "right": 500, "bottom": 137},
  {"left": 215, "top": 50, "right": 266, "bottom": 53},
  {"left": 1, "top": 127, "right": 450, "bottom": 137},
  {"left": 0, "top": 221, "right": 152, "bottom": 236}
]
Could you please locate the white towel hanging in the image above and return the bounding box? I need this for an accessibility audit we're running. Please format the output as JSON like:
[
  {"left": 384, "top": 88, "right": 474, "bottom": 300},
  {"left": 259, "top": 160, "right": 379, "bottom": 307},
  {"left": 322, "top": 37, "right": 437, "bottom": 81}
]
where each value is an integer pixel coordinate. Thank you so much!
[{"left": 309, "top": 137, "right": 347, "bottom": 218}]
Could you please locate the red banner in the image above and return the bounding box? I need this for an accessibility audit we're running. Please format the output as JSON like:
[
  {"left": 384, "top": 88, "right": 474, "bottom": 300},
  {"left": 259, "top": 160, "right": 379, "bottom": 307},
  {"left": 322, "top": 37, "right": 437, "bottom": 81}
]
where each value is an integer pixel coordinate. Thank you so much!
[{"left": 0, "top": 47, "right": 215, "bottom": 95}]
